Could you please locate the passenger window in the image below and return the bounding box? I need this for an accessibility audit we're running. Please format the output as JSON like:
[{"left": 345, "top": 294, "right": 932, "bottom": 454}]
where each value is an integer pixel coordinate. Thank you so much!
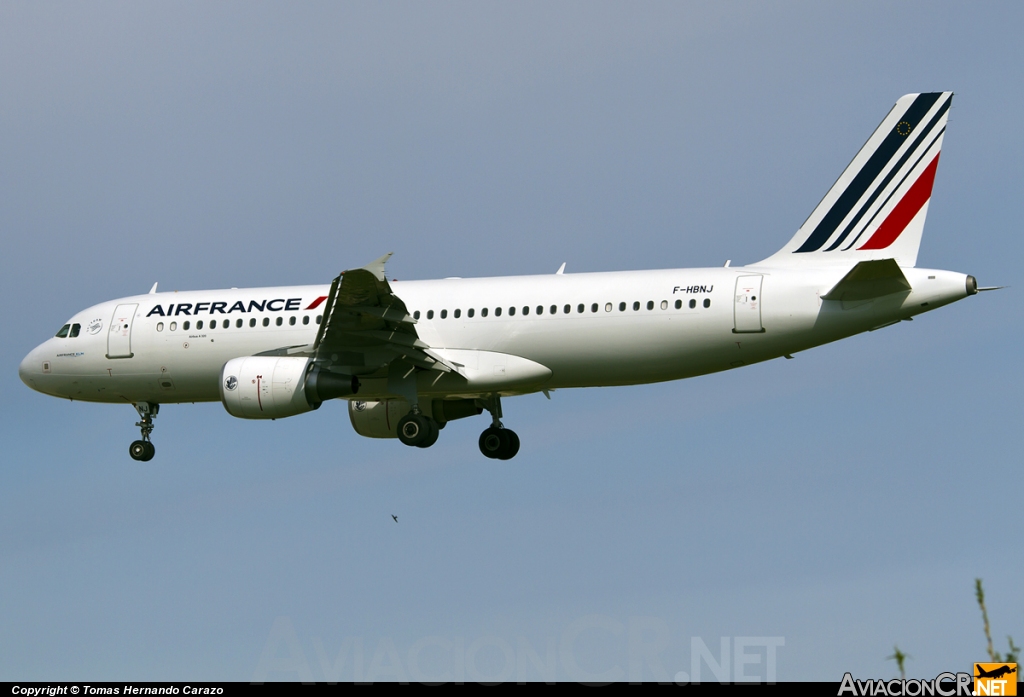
[
  {"left": 197, "top": 320, "right": 204, "bottom": 330},
  {"left": 468, "top": 308, "right": 475, "bottom": 318},
  {"left": 183, "top": 321, "right": 191, "bottom": 330},
  {"left": 660, "top": 300, "right": 668, "bottom": 310},
  {"left": 522, "top": 306, "right": 530, "bottom": 316},
  {"left": 481, "top": 307, "right": 489, "bottom": 317},
  {"left": 441, "top": 309, "right": 448, "bottom": 319},
  {"left": 276, "top": 317, "right": 283, "bottom": 326},
  {"left": 316, "top": 315, "right": 322, "bottom": 324},
  {"left": 209, "top": 320, "right": 217, "bottom": 329},
  {"left": 495, "top": 307, "right": 502, "bottom": 316},
  {"left": 414, "top": 310, "right": 421, "bottom": 320},
  {"left": 156, "top": 323, "right": 163, "bottom": 332},
  {"left": 704, "top": 298, "right": 711, "bottom": 308},
  {"left": 55, "top": 324, "right": 70, "bottom": 338},
  {"left": 591, "top": 304, "right": 598, "bottom": 313},
  {"left": 237, "top": 319, "right": 243, "bottom": 328},
  {"left": 249, "top": 318, "right": 255, "bottom": 327},
  {"left": 70, "top": 323, "right": 82, "bottom": 337},
  {"left": 689, "top": 299, "right": 696, "bottom": 309},
  {"left": 536, "top": 306, "right": 543, "bottom": 315},
  {"left": 454, "top": 309, "right": 461, "bottom": 319},
  {"left": 618, "top": 302, "right": 626, "bottom": 312},
  {"left": 289, "top": 316, "right": 296, "bottom": 326},
  {"left": 170, "top": 321, "right": 177, "bottom": 331},
  {"left": 262, "top": 318, "right": 270, "bottom": 327},
  {"left": 302, "top": 315, "right": 309, "bottom": 325},
  {"left": 427, "top": 310, "right": 434, "bottom": 319},
  {"left": 675, "top": 300, "right": 682, "bottom": 309},
  {"left": 633, "top": 301, "right": 640, "bottom": 311},
  {"left": 565, "top": 304, "right": 571, "bottom": 314},
  {"left": 509, "top": 307, "right": 516, "bottom": 316},
  {"left": 604, "top": 303, "right": 611, "bottom": 312},
  {"left": 647, "top": 301, "right": 654, "bottom": 310}
]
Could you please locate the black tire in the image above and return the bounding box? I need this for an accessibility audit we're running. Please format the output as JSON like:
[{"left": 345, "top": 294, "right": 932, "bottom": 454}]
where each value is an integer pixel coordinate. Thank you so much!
[
  {"left": 498, "top": 430, "right": 520, "bottom": 460},
  {"left": 141, "top": 441, "right": 156, "bottom": 462},
  {"left": 129, "top": 440, "right": 148, "bottom": 461},
  {"left": 478, "top": 427, "right": 508, "bottom": 459},
  {"left": 398, "top": 413, "right": 430, "bottom": 446},
  {"left": 416, "top": 418, "right": 440, "bottom": 448}
]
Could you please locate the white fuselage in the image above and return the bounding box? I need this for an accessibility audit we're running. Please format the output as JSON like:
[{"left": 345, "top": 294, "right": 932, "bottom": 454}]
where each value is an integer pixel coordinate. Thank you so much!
[{"left": 19, "top": 264, "right": 972, "bottom": 405}]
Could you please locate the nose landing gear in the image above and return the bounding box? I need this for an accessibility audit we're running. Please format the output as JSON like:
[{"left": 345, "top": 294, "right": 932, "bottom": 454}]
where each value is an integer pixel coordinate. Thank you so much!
[
  {"left": 478, "top": 395, "right": 520, "bottom": 460},
  {"left": 129, "top": 402, "right": 159, "bottom": 462}
]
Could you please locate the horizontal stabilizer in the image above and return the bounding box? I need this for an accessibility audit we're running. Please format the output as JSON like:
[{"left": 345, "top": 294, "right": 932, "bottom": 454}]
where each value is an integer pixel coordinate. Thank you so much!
[{"left": 822, "top": 259, "right": 911, "bottom": 302}]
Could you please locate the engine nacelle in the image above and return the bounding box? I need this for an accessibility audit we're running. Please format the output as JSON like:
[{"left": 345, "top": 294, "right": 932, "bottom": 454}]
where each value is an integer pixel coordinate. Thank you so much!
[
  {"left": 348, "top": 398, "right": 482, "bottom": 438},
  {"left": 221, "top": 356, "right": 358, "bottom": 419},
  {"left": 348, "top": 399, "right": 411, "bottom": 438}
]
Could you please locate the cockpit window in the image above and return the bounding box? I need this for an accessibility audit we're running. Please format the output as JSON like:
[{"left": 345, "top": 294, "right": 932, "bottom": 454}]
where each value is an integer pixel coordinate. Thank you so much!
[
  {"left": 69, "top": 324, "right": 81, "bottom": 338},
  {"left": 55, "top": 324, "right": 70, "bottom": 338}
]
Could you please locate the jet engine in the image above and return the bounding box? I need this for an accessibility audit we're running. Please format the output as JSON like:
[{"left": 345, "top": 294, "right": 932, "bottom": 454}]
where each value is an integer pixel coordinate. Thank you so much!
[
  {"left": 220, "top": 356, "right": 358, "bottom": 419},
  {"left": 349, "top": 398, "right": 482, "bottom": 438}
]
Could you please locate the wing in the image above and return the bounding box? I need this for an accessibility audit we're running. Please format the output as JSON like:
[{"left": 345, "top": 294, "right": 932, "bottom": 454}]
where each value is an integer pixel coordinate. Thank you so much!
[{"left": 312, "top": 253, "right": 455, "bottom": 375}]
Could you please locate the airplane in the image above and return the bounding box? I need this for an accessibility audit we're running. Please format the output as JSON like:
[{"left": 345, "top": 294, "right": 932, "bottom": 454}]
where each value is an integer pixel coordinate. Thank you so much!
[
  {"left": 975, "top": 665, "right": 1017, "bottom": 680},
  {"left": 19, "top": 92, "right": 989, "bottom": 462}
]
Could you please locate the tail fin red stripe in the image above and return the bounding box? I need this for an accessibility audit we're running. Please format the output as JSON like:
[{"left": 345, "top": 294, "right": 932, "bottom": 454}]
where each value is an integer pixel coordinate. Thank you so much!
[{"left": 858, "top": 154, "right": 940, "bottom": 250}]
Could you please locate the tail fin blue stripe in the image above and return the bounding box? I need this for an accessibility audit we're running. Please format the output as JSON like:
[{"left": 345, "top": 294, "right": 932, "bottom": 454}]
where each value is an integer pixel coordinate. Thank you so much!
[
  {"left": 842, "top": 125, "right": 946, "bottom": 251},
  {"left": 824, "top": 95, "right": 951, "bottom": 251},
  {"left": 794, "top": 92, "right": 942, "bottom": 253}
]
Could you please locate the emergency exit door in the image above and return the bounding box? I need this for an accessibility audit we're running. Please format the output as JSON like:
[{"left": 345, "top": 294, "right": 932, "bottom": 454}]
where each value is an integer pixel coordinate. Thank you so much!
[
  {"left": 107, "top": 303, "right": 138, "bottom": 358},
  {"left": 733, "top": 275, "right": 764, "bottom": 333}
]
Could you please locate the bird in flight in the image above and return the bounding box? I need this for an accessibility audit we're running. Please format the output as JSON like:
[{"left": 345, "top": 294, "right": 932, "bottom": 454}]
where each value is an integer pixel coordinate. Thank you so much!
[{"left": 392, "top": 515, "right": 398, "bottom": 523}]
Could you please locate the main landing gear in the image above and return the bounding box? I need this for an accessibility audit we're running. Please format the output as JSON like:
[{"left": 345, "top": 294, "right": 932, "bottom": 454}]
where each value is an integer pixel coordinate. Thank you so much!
[
  {"left": 129, "top": 402, "right": 159, "bottom": 462},
  {"left": 478, "top": 395, "right": 520, "bottom": 460},
  {"left": 394, "top": 394, "right": 521, "bottom": 459},
  {"left": 397, "top": 408, "right": 440, "bottom": 449}
]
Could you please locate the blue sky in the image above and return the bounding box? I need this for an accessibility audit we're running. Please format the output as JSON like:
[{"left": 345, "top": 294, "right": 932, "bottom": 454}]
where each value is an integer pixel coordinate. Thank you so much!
[{"left": 1, "top": 1, "right": 1021, "bottom": 682}]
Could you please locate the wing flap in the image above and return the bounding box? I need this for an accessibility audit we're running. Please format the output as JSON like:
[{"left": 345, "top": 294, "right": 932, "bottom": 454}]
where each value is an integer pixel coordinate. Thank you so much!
[{"left": 312, "top": 253, "right": 453, "bottom": 375}]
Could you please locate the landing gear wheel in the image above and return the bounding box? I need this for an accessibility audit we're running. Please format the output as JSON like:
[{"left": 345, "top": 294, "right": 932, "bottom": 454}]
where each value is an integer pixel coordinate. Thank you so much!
[
  {"left": 498, "top": 430, "right": 520, "bottom": 460},
  {"left": 479, "top": 426, "right": 505, "bottom": 458},
  {"left": 129, "top": 440, "right": 155, "bottom": 462},
  {"left": 398, "top": 413, "right": 432, "bottom": 447},
  {"left": 416, "top": 418, "right": 440, "bottom": 448},
  {"left": 479, "top": 427, "right": 521, "bottom": 460}
]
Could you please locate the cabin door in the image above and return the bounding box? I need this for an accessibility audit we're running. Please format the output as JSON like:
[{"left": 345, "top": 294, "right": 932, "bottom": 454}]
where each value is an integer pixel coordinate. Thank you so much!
[
  {"left": 733, "top": 276, "right": 764, "bottom": 333},
  {"left": 107, "top": 303, "right": 138, "bottom": 358}
]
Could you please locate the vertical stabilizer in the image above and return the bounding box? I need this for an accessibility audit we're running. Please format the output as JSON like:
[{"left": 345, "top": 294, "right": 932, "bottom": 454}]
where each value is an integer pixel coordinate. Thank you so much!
[{"left": 756, "top": 92, "right": 952, "bottom": 268}]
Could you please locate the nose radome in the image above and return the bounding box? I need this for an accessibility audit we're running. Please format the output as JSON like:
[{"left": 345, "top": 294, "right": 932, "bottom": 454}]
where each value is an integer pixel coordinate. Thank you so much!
[{"left": 19, "top": 346, "right": 40, "bottom": 389}]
